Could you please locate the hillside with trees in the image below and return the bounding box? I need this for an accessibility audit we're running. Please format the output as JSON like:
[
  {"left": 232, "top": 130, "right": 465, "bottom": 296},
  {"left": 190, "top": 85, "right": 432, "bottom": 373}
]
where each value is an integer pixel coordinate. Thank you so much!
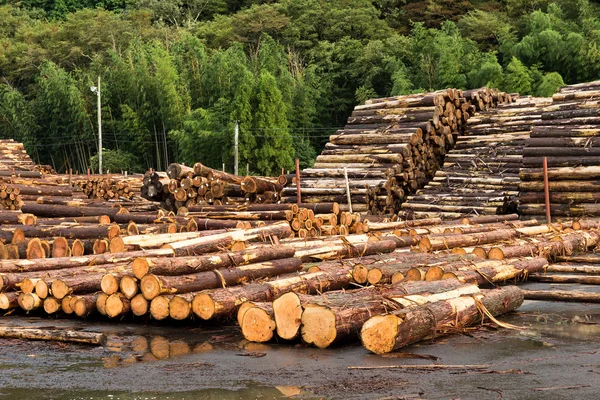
[{"left": 1, "top": 0, "right": 599, "bottom": 174}]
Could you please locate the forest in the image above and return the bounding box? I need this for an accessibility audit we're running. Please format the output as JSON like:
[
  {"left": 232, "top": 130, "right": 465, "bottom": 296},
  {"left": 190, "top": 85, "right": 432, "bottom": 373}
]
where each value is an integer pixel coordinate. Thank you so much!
[{"left": 0, "top": 0, "right": 599, "bottom": 174}]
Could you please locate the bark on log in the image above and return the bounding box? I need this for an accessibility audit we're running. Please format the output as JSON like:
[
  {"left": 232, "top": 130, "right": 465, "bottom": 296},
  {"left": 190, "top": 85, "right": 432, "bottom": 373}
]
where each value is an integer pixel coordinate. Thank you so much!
[
  {"left": 140, "top": 258, "right": 302, "bottom": 300},
  {"left": 0, "top": 327, "right": 106, "bottom": 345},
  {"left": 360, "top": 285, "right": 523, "bottom": 354}
]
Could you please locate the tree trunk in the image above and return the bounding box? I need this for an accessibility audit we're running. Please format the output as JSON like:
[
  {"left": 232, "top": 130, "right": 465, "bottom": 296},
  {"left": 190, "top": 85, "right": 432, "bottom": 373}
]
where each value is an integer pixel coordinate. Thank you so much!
[{"left": 360, "top": 285, "right": 523, "bottom": 354}]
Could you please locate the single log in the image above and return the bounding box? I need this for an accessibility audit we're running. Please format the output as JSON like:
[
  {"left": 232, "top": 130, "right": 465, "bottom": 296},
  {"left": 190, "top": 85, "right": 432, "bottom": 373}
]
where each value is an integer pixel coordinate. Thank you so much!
[
  {"left": 140, "top": 258, "right": 303, "bottom": 300},
  {"left": 0, "top": 327, "right": 106, "bottom": 345},
  {"left": 360, "top": 286, "right": 523, "bottom": 354},
  {"left": 131, "top": 245, "right": 295, "bottom": 279},
  {"left": 526, "top": 274, "right": 600, "bottom": 285},
  {"left": 164, "top": 222, "right": 293, "bottom": 256},
  {"left": 545, "top": 264, "right": 600, "bottom": 274},
  {"left": 443, "top": 257, "right": 548, "bottom": 285},
  {"left": 0, "top": 248, "right": 173, "bottom": 274},
  {"left": 131, "top": 293, "right": 149, "bottom": 316},
  {"left": 523, "top": 289, "right": 600, "bottom": 303},
  {"left": 21, "top": 203, "right": 121, "bottom": 218},
  {"left": 419, "top": 229, "right": 517, "bottom": 252}
]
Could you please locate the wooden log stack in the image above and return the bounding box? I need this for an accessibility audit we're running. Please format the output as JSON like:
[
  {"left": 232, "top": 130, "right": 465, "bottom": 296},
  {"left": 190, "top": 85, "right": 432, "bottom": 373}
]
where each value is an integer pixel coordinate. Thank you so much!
[
  {"left": 283, "top": 88, "right": 511, "bottom": 215},
  {"left": 0, "top": 139, "right": 38, "bottom": 173},
  {"left": 520, "top": 81, "right": 600, "bottom": 219},
  {"left": 74, "top": 175, "right": 143, "bottom": 201},
  {"left": 141, "top": 163, "right": 284, "bottom": 213},
  {"left": 401, "top": 96, "right": 552, "bottom": 220}
]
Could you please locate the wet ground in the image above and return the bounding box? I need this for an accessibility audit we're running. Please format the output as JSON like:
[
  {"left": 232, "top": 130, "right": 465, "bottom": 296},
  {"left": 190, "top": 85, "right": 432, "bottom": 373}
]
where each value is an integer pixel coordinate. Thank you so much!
[{"left": 0, "top": 282, "right": 599, "bottom": 400}]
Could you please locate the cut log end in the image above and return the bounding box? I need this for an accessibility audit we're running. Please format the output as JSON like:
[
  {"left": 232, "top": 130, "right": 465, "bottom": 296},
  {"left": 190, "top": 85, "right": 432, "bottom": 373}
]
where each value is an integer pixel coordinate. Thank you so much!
[
  {"left": 74, "top": 297, "right": 95, "bottom": 318},
  {"left": 425, "top": 266, "right": 445, "bottom": 281},
  {"left": 0, "top": 293, "right": 16, "bottom": 310},
  {"left": 472, "top": 247, "right": 488, "bottom": 259},
  {"left": 241, "top": 306, "right": 276, "bottom": 343},
  {"left": 367, "top": 268, "right": 383, "bottom": 285},
  {"left": 191, "top": 293, "right": 214, "bottom": 320},
  {"left": 71, "top": 239, "right": 85, "bottom": 256},
  {"left": 105, "top": 294, "right": 129, "bottom": 318},
  {"left": 26, "top": 238, "right": 45, "bottom": 259},
  {"left": 169, "top": 296, "right": 191, "bottom": 320},
  {"left": 109, "top": 237, "right": 125, "bottom": 253},
  {"left": 43, "top": 297, "right": 61, "bottom": 314},
  {"left": 100, "top": 274, "right": 120, "bottom": 296},
  {"left": 488, "top": 248, "right": 504, "bottom": 260},
  {"left": 300, "top": 306, "right": 337, "bottom": 349},
  {"left": 61, "top": 296, "right": 74, "bottom": 314},
  {"left": 273, "top": 292, "right": 303, "bottom": 340},
  {"left": 51, "top": 280, "right": 71, "bottom": 300},
  {"left": 352, "top": 264, "right": 369, "bottom": 284},
  {"left": 52, "top": 237, "right": 70, "bottom": 258},
  {"left": 131, "top": 258, "right": 150, "bottom": 279},
  {"left": 131, "top": 294, "right": 149, "bottom": 317},
  {"left": 360, "top": 314, "right": 401, "bottom": 355},
  {"left": 237, "top": 302, "right": 256, "bottom": 327},
  {"left": 96, "top": 293, "right": 108, "bottom": 316},
  {"left": 20, "top": 278, "right": 39, "bottom": 295},
  {"left": 150, "top": 296, "right": 170, "bottom": 320},
  {"left": 140, "top": 274, "right": 162, "bottom": 300},
  {"left": 21, "top": 293, "right": 41, "bottom": 311},
  {"left": 119, "top": 276, "right": 139, "bottom": 299}
]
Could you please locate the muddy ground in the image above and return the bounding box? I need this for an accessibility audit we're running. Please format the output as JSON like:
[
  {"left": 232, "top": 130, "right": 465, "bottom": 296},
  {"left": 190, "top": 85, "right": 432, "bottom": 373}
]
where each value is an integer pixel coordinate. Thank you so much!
[{"left": 0, "top": 282, "right": 599, "bottom": 400}]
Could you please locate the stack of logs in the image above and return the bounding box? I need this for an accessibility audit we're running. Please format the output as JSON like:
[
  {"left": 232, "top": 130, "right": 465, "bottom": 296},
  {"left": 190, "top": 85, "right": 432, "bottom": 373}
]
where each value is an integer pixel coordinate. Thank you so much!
[
  {"left": 283, "top": 88, "right": 512, "bottom": 214},
  {"left": 401, "top": 96, "right": 552, "bottom": 220},
  {"left": 74, "top": 175, "right": 144, "bottom": 201},
  {"left": 2, "top": 209, "right": 600, "bottom": 354},
  {"left": 0, "top": 139, "right": 38, "bottom": 173},
  {"left": 142, "top": 163, "right": 284, "bottom": 213},
  {"left": 520, "top": 81, "right": 600, "bottom": 219}
]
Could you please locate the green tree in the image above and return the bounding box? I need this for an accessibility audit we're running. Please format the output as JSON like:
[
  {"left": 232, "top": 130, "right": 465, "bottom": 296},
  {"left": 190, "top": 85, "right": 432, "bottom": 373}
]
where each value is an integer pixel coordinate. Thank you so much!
[
  {"left": 502, "top": 57, "right": 533, "bottom": 94},
  {"left": 251, "top": 70, "right": 293, "bottom": 176},
  {"left": 536, "top": 71, "right": 565, "bottom": 96}
]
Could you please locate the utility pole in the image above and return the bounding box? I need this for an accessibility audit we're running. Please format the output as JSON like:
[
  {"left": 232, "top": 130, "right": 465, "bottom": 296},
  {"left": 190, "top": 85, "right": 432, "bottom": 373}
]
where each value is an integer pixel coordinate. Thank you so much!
[
  {"left": 234, "top": 121, "right": 239, "bottom": 175},
  {"left": 91, "top": 76, "right": 103, "bottom": 174}
]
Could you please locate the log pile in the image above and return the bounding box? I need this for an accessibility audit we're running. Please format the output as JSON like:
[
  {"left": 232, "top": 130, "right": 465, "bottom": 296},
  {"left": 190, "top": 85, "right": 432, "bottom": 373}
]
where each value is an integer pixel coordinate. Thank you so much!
[
  {"left": 2, "top": 203, "right": 600, "bottom": 353},
  {"left": 141, "top": 163, "right": 284, "bottom": 213},
  {"left": 523, "top": 251, "right": 600, "bottom": 303},
  {"left": 0, "top": 139, "right": 38, "bottom": 173},
  {"left": 519, "top": 81, "right": 600, "bottom": 219},
  {"left": 401, "top": 96, "right": 552, "bottom": 220},
  {"left": 283, "top": 88, "right": 512, "bottom": 214},
  {"left": 74, "top": 175, "right": 143, "bottom": 201}
]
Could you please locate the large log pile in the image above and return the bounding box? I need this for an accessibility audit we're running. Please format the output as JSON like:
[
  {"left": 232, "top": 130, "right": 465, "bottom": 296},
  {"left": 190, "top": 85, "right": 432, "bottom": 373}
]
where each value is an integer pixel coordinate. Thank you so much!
[
  {"left": 400, "top": 96, "right": 551, "bottom": 220},
  {"left": 2, "top": 193, "right": 600, "bottom": 353},
  {"left": 519, "top": 81, "right": 600, "bottom": 219},
  {"left": 283, "top": 88, "right": 512, "bottom": 214}
]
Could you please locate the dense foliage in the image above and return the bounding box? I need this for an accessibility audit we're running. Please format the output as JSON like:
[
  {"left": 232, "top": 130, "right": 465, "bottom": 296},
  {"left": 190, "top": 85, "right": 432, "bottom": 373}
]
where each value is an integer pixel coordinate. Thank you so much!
[{"left": 0, "top": 0, "right": 598, "bottom": 173}]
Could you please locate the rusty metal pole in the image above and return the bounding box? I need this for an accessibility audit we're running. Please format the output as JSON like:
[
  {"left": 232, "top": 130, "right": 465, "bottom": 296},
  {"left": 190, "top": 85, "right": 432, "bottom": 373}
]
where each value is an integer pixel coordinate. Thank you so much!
[
  {"left": 543, "top": 157, "right": 551, "bottom": 224},
  {"left": 295, "top": 158, "right": 301, "bottom": 204}
]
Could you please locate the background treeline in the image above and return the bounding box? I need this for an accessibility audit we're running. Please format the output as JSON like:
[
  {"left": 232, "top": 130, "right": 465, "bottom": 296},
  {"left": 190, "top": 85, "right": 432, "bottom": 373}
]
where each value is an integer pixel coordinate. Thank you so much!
[{"left": 1, "top": 0, "right": 599, "bottom": 174}]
